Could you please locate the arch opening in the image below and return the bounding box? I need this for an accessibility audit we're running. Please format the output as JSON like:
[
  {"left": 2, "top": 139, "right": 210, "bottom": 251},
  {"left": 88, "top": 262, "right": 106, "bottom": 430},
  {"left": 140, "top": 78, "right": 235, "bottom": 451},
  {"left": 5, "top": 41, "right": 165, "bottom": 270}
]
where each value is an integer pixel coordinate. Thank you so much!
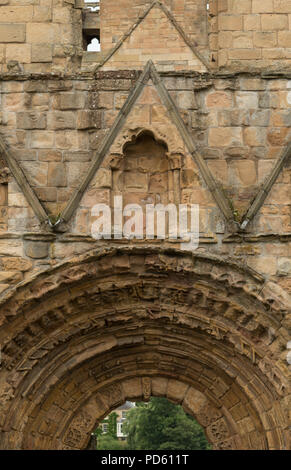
[{"left": 90, "top": 397, "right": 211, "bottom": 450}]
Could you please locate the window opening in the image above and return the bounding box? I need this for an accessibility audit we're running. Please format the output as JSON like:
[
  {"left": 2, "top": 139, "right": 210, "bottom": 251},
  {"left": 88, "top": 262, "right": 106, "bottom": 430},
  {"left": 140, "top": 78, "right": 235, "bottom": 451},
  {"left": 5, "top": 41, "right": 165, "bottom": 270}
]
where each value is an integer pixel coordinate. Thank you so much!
[
  {"left": 87, "top": 37, "right": 101, "bottom": 51},
  {"left": 82, "top": 0, "right": 101, "bottom": 51},
  {"left": 84, "top": 0, "right": 100, "bottom": 12}
]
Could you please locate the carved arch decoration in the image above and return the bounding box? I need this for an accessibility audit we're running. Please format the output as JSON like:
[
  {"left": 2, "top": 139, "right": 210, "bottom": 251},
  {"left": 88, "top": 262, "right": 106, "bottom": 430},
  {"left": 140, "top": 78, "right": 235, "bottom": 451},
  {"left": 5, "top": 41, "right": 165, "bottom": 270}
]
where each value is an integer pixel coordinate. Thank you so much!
[
  {"left": 0, "top": 246, "right": 289, "bottom": 449},
  {"left": 110, "top": 124, "right": 188, "bottom": 159}
]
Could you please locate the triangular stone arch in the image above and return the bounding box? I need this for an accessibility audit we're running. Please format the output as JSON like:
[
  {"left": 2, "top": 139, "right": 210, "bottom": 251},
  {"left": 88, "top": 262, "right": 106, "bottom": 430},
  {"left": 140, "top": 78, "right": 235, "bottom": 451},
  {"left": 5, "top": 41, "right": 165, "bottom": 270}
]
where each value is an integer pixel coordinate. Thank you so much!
[
  {"left": 62, "top": 61, "right": 233, "bottom": 224},
  {"left": 94, "top": 0, "right": 210, "bottom": 73},
  {"left": 2, "top": 60, "right": 289, "bottom": 233}
]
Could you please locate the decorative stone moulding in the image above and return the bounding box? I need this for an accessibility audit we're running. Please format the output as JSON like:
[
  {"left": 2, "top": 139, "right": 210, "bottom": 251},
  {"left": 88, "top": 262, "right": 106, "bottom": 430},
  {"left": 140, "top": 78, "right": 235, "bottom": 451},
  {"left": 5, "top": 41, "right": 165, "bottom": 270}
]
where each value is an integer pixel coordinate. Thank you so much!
[
  {"left": 0, "top": 246, "right": 289, "bottom": 449},
  {"left": 110, "top": 126, "right": 183, "bottom": 156}
]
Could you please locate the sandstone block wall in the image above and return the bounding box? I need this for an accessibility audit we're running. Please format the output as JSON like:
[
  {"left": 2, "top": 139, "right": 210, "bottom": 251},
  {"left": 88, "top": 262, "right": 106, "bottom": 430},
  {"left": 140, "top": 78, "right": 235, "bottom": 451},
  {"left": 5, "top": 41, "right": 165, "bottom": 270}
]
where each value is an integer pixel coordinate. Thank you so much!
[
  {"left": 0, "top": 0, "right": 83, "bottom": 74},
  {"left": 0, "top": 0, "right": 289, "bottom": 452},
  {"left": 212, "top": 0, "right": 291, "bottom": 70},
  {"left": 1, "top": 1, "right": 291, "bottom": 72},
  {"left": 100, "top": 0, "right": 208, "bottom": 57},
  {"left": 0, "top": 73, "right": 290, "bottom": 298},
  {"left": 98, "top": 0, "right": 291, "bottom": 71},
  {"left": 99, "top": 4, "right": 207, "bottom": 72}
]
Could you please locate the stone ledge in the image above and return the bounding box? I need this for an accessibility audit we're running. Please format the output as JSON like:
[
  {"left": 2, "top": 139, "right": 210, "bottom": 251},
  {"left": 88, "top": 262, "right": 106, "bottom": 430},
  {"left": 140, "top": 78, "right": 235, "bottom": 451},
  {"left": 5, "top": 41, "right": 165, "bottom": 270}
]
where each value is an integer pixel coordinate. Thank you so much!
[
  {"left": 57, "top": 234, "right": 218, "bottom": 244},
  {"left": 0, "top": 233, "right": 21, "bottom": 239},
  {"left": 223, "top": 233, "right": 291, "bottom": 243},
  {"left": 22, "top": 232, "right": 56, "bottom": 242},
  {"left": 1, "top": 69, "right": 291, "bottom": 81}
]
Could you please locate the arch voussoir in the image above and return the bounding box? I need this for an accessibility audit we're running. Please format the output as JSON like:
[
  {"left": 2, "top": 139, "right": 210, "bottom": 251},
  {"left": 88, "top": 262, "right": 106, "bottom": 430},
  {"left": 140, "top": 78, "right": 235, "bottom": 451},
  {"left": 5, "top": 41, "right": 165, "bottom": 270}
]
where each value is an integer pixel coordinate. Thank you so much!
[{"left": 0, "top": 246, "right": 289, "bottom": 450}]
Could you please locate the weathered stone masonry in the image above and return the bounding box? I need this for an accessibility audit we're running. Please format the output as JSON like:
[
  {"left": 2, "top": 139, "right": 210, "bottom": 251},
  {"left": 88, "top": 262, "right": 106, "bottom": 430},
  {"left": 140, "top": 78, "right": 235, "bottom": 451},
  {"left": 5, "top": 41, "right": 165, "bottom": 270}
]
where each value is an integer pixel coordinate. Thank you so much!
[{"left": 0, "top": 0, "right": 289, "bottom": 450}]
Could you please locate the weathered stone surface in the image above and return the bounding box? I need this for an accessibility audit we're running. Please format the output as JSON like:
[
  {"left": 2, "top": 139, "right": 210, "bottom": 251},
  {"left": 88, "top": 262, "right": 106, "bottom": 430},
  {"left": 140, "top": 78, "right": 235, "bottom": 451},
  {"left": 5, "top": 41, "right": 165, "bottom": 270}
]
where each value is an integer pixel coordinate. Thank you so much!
[
  {"left": 16, "top": 112, "right": 46, "bottom": 130},
  {"left": 0, "top": 0, "right": 289, "bottom": 453},
  {"left": 38, "top": 150, "right": 62, "bottom": 162},
  {"left": 277, "top": 257, "right": 291, "bottom": 276},
  {"left": 48, "top": 112, "right": 76, "bottom": 130},
  {"left": 56, "top": 93, "right": 86, "bottom": 111},
  {"left": 20, "top": 162, "right": 48, "bottom": 187},
  {"left": 209, "top": 127, "right": 243, "bottom": 146},
  {"left": 47, "top": 163, "right": 67, "bottom": 187},
  {"left": 91, "top": 168, "right": 112, "bottom": 189},
  {"left": 206, "top": 91, "right": 233, "bottom": 108},
  {"left": 6, "top": 44, "right": 31, "bottom": 63},
  {"left": 76, "top": 110, "right": 102, "bottom": 130},
  {"left": 31, "top": 44, "right": 52, "bottom": 63},
  {"left": 24, "top": 241, "right": 49, "bottom": 259},
  {"left": 0, "top": 24, "right": 25, "bottom": 43}
]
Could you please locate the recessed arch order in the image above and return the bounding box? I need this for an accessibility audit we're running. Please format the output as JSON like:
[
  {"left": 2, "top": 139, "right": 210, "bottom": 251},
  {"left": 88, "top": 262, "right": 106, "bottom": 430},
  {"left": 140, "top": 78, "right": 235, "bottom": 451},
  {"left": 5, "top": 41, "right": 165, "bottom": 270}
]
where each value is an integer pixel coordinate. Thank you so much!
[{"left": 0, "top": 245, "right": 289, "bottom": 450}]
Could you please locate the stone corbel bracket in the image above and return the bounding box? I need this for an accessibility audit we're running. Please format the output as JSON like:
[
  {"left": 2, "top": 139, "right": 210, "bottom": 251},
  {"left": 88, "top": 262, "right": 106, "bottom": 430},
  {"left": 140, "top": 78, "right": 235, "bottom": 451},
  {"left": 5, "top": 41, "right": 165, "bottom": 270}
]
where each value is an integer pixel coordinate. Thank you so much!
[{"left": 0, "top": 164, "right": 11, "bottom": 184}]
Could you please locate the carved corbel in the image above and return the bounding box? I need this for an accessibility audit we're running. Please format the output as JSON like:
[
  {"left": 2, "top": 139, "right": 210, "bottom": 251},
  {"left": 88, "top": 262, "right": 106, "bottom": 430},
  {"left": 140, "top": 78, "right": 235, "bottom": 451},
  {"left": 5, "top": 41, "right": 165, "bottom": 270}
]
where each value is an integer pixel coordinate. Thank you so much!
[
  {"left": 0, "top": 166, "right": 11, "bottom": 184},
  {"left": 108, "top": 153, "right": 123, "bottom": 171},
  {"left": 142, "top": 377, "right": 152, "bottom": 401}
]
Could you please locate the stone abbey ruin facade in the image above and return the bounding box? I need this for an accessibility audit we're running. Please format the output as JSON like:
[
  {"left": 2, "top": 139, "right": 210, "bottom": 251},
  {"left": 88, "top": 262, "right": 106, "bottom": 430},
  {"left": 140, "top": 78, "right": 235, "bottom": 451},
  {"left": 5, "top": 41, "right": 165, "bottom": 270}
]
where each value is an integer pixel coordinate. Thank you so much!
[{"left": 0, "top": 0, "right": 290, "bottom": 450}]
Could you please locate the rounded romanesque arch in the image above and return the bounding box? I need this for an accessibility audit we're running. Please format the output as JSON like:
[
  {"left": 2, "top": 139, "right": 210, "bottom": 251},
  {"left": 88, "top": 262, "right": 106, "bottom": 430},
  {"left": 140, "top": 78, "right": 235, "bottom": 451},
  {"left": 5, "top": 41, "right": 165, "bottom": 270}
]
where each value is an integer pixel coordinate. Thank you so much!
[{"left": 0, "top": 246, "right": 289, "bottom": 450}]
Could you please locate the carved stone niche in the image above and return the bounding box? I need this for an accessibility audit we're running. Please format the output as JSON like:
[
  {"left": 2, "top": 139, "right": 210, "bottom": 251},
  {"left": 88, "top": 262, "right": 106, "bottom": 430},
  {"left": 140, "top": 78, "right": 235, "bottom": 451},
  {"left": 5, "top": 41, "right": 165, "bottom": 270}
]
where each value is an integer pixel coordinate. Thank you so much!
[{"left": 105, "top": 129, "right": 183, "bottom": 238}]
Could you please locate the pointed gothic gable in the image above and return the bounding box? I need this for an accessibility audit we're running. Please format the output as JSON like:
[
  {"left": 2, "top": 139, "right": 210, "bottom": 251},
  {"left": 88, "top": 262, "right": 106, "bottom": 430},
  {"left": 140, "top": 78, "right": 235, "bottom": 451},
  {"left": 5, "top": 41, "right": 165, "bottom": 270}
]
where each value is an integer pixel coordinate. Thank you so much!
[
  {"left": 96, "top": 1, "right": 209, "bottom": 73},
  {"left": 72, "top": 79, "right": 223, "bottom": 237},
  {"left": 63, "top": 62, "right": 233, "bottom": 232},
  {"left": 2, "top": 60, "right": 290, "bottom": 234}
]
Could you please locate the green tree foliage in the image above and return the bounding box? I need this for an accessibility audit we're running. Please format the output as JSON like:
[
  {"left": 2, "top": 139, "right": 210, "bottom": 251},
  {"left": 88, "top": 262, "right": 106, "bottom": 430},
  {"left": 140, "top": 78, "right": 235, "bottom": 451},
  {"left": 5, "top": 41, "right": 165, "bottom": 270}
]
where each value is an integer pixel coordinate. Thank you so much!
[
  {"left": 123, "top": 398, "right": 211, "bottom": 450},
  {"left": 107, "top": 412, "right": 118, "bottom": 439},
  {"left": 95, "top": 412, "right": 124, "bottom": 449},
  {"left": 97, "top": 434, "right": 127, "bottom": 450}
]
